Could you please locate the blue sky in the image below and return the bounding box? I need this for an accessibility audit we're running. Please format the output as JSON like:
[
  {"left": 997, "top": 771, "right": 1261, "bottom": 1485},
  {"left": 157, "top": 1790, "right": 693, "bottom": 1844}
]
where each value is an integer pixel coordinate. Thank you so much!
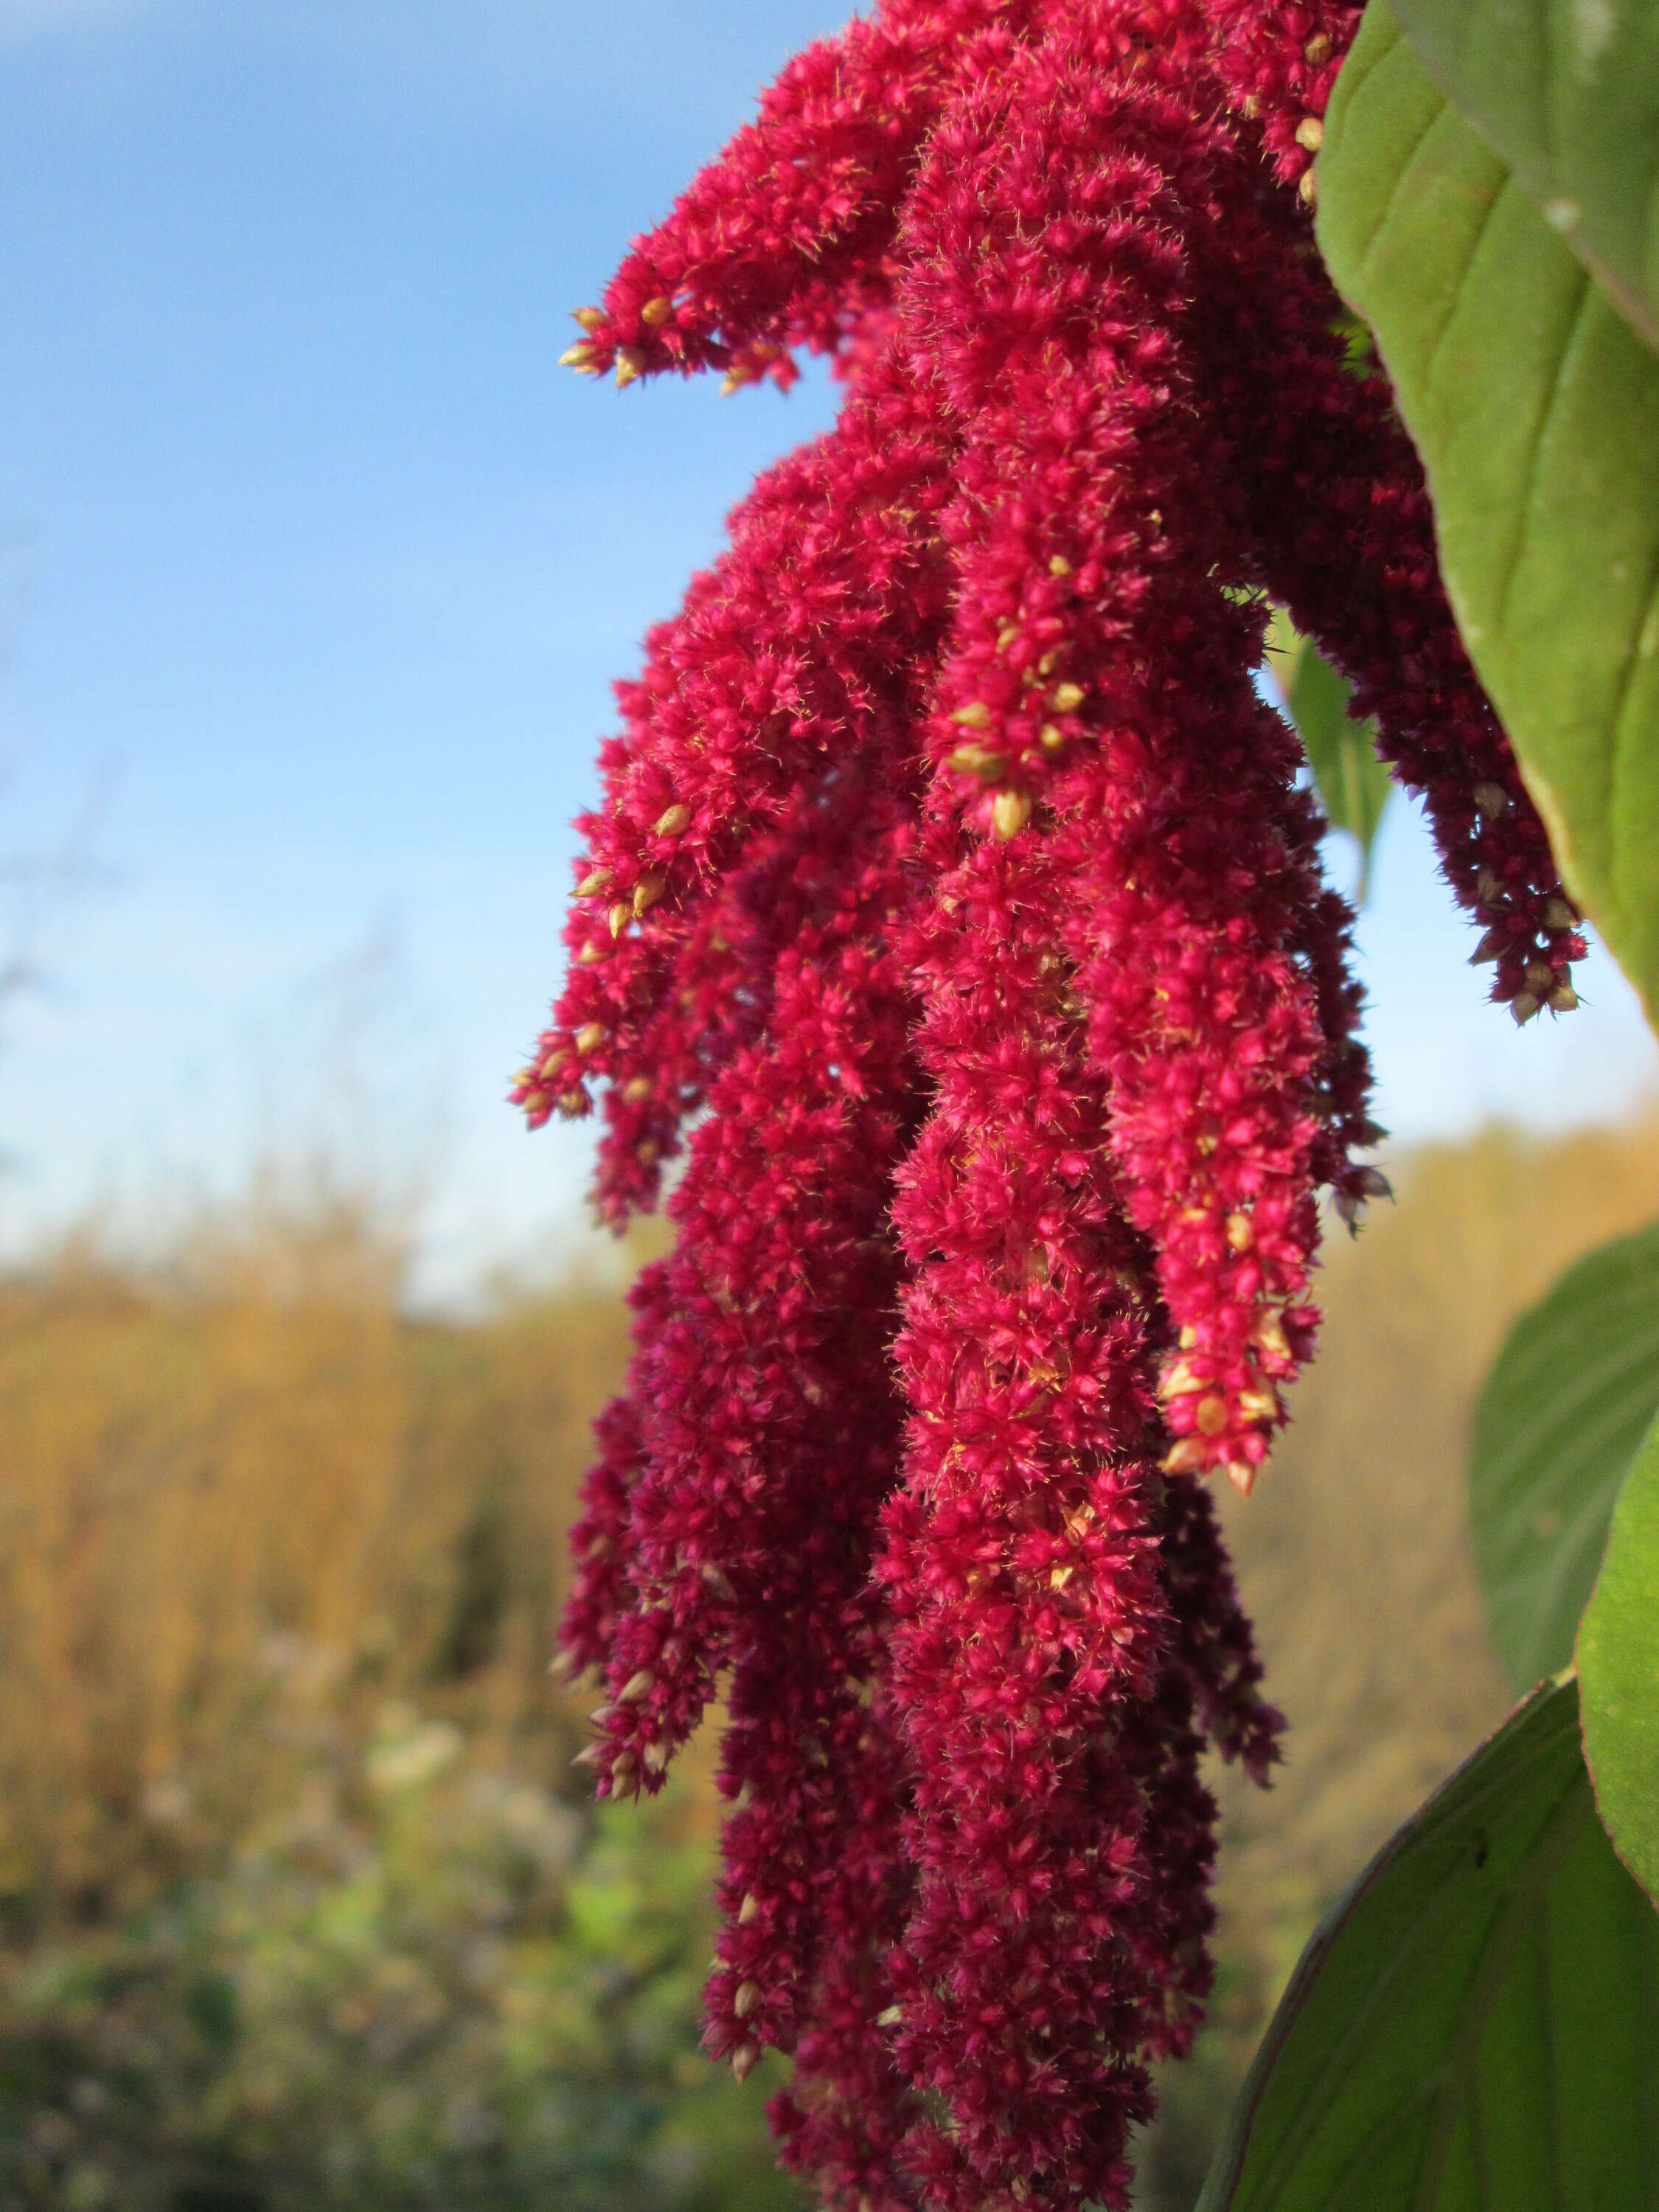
[{"left": 1, "top": 0, "right": 1653, "bottom": 1302}]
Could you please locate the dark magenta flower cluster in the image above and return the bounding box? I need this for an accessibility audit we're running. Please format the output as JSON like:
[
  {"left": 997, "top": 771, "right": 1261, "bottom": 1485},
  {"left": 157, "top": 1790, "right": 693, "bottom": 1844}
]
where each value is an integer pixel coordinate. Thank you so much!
[{"left": 515, "top": 6, "right": 1583, "bottom": 2207}]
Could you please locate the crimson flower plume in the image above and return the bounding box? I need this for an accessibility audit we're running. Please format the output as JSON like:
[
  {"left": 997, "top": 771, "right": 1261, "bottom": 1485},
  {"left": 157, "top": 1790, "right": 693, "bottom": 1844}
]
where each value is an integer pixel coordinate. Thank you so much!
[{"left": 519, "top": 4, "right": 1583, "bottom": 2208}]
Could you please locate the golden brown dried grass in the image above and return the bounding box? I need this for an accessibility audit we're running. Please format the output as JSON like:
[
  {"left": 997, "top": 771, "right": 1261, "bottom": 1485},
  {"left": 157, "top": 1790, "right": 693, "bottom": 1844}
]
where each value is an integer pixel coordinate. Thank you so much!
[{"left": 0, "top": 1189, "right": 638, "bottom": 1916}]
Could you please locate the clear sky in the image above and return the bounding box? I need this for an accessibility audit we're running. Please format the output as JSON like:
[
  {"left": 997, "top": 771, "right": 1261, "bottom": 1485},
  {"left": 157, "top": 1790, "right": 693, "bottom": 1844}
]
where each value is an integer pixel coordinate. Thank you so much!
[{"left": 1, "top": 0, "right": 1654, "bottom": 1304}]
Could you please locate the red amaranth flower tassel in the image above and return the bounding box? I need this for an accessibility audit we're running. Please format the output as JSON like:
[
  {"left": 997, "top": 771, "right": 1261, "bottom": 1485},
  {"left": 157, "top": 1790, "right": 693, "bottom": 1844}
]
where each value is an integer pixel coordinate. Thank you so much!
[
  {"left": 563, "top": 0, "right": 1046, "bottom": 393},
  {"left": 511, "top": 346, "right": 954, "bottom": 1213},
  {"left": 528, "top": 4, "right": 1582, "bottom": 2207},
  {"left": 1201, "top": 4, "right": 1586, "bottom": 1016},
  {"left": 892, "top": 24, "right": 1367, "bottom": 1491}
]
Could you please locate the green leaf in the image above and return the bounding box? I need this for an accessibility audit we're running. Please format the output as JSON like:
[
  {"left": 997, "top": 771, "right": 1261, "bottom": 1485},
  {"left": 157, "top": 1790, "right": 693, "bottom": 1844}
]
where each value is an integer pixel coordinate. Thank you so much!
[
  {"left": 1196, "top": 1677, "right": 1659, "bottom": 2212},
  {"left": 1579, "top": 1413, "right": 1659, "bottom": 1905},
  {"left": 1317, "top": 5, "right": 1659, "bottom": 1025},
  {"left": 1266, "top": 611, "right": 1394, "bottom": 897},
  {"left": 1390, "top": 0, "right": 1659, "bottom": 352},
  {"left": 1468, "top": 1220, "right": 1659, "bottom": 1691}
]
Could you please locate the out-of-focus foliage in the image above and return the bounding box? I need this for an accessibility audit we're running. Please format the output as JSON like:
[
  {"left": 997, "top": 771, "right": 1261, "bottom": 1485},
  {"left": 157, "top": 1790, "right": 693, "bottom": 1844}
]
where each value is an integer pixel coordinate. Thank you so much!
[
  {"left": 0, "top": 1714, "right": 788, "bottom": 2212},
  {"left": 1468, "top": 1219, "right": 1659, "bottom": 1691},
  {"left": 1, "top": 1128, "right": 1658, "bottom": 2211},
  {"left": 1264, "top": 611, "right": 1392, "bottom": 895},
  {"left": 1578, "top": 1411, "right": 1659, "bottom": 1907},
  {"left": 0, "top": 1186, "right": 788, "bottom": 2212}
]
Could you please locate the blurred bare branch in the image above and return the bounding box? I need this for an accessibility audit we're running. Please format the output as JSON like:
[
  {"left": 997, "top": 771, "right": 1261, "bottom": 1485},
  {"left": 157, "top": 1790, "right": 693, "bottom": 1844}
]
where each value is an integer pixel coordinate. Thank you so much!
[{"left": 0, "top": 528, "right": 124, "bottom": 1078}]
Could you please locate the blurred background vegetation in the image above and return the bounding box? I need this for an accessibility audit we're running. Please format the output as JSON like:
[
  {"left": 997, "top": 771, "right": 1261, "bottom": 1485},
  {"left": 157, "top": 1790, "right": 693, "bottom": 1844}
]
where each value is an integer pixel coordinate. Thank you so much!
[{"left": 0, "top": 1118, "right": 1654, "bottom": 2211}]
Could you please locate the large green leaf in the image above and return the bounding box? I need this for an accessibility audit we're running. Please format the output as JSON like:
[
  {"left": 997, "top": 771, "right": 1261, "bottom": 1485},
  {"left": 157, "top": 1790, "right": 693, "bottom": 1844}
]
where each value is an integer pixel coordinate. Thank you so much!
[
  {"left": 1196, "top": 1677, "right": 1659, "bottom": 2212},
  {"left": 1266, "top": 611, "right": 1394, "bottom": 897},
  {"left": 1469, "top": 1221, "right": 1659, "bottom": 1691},
  {"left": 1391, "top": 0, "right": 1659, "bottom": 351},
  {"left": 1318, "top": 6, "right": 1659, "bottom": 1024},
  {"left": 1579, "top": 1413, "right": 1659, "bottom": 1905}
]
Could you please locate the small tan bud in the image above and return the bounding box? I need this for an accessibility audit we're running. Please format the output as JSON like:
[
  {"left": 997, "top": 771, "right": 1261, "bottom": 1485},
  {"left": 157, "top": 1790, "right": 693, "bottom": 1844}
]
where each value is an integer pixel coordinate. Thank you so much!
[
  {"left": 1050, "top": 681, "right": 1085, "bottom": 712},
  {"left": 615, "top": 346, "right": 646, "bottom": 388},
  {"left": 1039, "top": 723, "right": 1065, "bottom": 753},
  {"left": 1472, "top": 925, "right": 1506, "bottom": 964},
  {"left": 1525, "top": 959, "right": 1554, "bottom": 993},
  {"left": 1544, "top": 896, "right": 1578, "bottom": 931},
  {"left": 701, "top": 1562, "right": 737, "bottom": 1601},
  {"left": 1295, "top": 115, "right": 1324, "bottom": 153},
  {"left": 577, "top": 939, "right": 610, "bottom": 964},
  {"left": 734, "top": 1980, "right": 762, "bottom": 2019},
  {"left": 877, "top": 2003, "right": 904, "bottom": 2028},
  {"left": 1304, "top": 31, "right": 1332, "bottom": 62},
  {"left": 1163, "top": 1436, "right": 1211, "bottom": 1476},
  {"left": 557, "top": 1087, "right": 591, "bottom": 1120},
  {"left": 1160, "top": 1361, "right": 1203, "bottom": 1398},
  {"left": 995, "top": 623, "right": 1020, "bottom": 653},
  {"left": 1511, "top": 990, "right": 1541, "bottom": 1025},
  {"left": 559, "top": 341, "right": 597, "bottom": 369},
  {"left": 1037, "top": 647, "right": 1063, "bottom": 678},
  {"left": 947, "top": 743, "right": 1008, "bottom": 782},
  {"left": 574, "top": 1021, "right": 606, "bottom": 1054},
  {"left": 739, "top": 1892, "right": 760, "bottom": 1926},
  {"left": 1252, "top": 1309, "right": 1291, "bottom": 1363},
  {"left": 643, "top": 1740, "right": 670, "bottom": 1775},
  {"left": 731, "top": 2043, "right": 761, "bottom": 2084},
  {"left": 1241, "top": 92, "right": 1262, "bottom": 118},
  {"left": 1048, "top": 554, "right": 1072, "bottom": 577},
  {"left": 608, "top": 901, "right": 630, "bottom": 939},
  {"left": 538, "top": 1048, "right": 568, "bottom": 1082},
  {"left": 1224, "top": 1460, "right": 1258, "bottom": 1499},
  {"left": 1476, "top": 867, "right": 1502, "bottom": 904},
  {"left": 653, "top": 802, "right": 692, "bottom": 838},
  {"left": 992, "top": 788, "right": 1033, "bottom": 841},
  {"left": 1472, "top": 781, "right": 1509, "bottom": 819},
  {"left": 571, "top": 1744, "right": 602, "bottom": 1769},
  {"left": 1298, "top": 167, "right": 1317, "bottom": 206},
  {"left": 1237, "top": 1386, "right": 1279, "bottom": 1424},
  {"left": 1049, "top": 1563, "right": 1076, "bottom": 1591},
  {"left": 1355, "top": 1166, "right": 1393, "bottom": 1200},
  {"left": 720, "top": 365, "right": 755, "bottom": 396},
  {"left": 575, "top": 867, "right": 612, "bottom": 897},
  {"left": 622, "top": 1075, "right": 653, "bottom": 1104},
  {"left": 1179, "top": 1324, "right": 1199, "bottom": 1350},
  {"left": 639, "top": 294, "right": 673, "bottom": 327},
  {"left": 1194, "top": 1394, "right": 1230, "bottom": 1438},
  {"left": 633, "top": 870, "right": 666, "bottom": 917},
  {"left": 573, "top": 306, "right": 606, "bottom": 333},
  {"left": 950, "top": 700, "right": 993, "bottom": 730},
  {"left": 1551, "top": 982, "right": 1579, "bottom": 1012},
  {"left": 618, "top": 1667, "right": 655, "bottom": 1703},
  {"left": 1225, "top": 1211, "right": 1253, "bottom": 1252},
  {"left": 610, "top": 1750, "right": 638, "bottom": 1790},
  {"left": 636, "top": 1138, "right": 660, "bottom": 1166},
  {"left": 549, "top": 1648, "right": 577, "bottom": 1682}
]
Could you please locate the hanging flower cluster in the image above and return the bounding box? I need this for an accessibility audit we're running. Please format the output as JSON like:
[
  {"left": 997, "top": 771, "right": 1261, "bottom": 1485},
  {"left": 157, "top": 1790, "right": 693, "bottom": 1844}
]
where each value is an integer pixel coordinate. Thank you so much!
[{"left": 517, "top": 4, "right": 1585, "bottom": 2207}]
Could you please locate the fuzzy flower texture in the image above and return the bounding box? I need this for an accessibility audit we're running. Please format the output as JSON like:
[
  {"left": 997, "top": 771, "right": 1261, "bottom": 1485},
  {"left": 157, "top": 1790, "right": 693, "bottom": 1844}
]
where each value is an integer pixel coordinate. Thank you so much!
[{"left": 516, "top": 4, "right": 1585, "bottom": 2207}]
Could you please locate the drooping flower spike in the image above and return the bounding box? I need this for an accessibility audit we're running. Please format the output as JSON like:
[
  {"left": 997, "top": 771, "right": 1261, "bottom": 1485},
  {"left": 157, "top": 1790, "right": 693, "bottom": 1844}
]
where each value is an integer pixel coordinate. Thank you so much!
[{"left": 524, "top": 4, "right": 1583, "bottom": 2209}]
